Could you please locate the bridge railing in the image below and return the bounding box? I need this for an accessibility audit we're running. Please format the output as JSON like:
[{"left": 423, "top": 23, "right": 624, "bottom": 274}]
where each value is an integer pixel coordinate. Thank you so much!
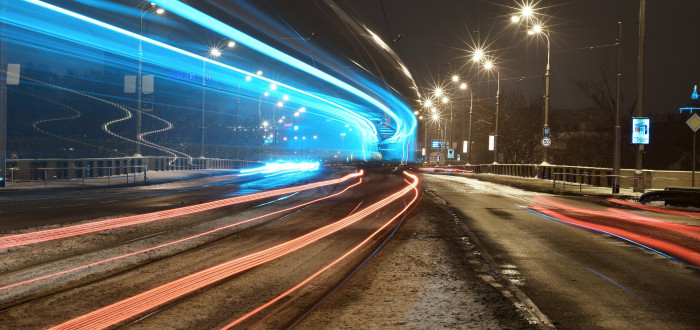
[
  {"left": 3, "top": 157, "right": 263, "bottom": 186},
  {"left": 457, "top": 163, "right": 698, "bottom": 191}
]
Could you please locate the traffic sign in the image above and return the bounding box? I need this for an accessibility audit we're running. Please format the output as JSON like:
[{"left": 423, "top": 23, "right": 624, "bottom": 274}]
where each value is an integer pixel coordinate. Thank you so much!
[
  {"left": 543, "top": 127, "right": 550, "bottom": 138},
  {"left": 541, "top": 137, "right": 551, "bottom": 147},
  {"left": 687, "top": 113, "right": 700, "bottom": 132}
]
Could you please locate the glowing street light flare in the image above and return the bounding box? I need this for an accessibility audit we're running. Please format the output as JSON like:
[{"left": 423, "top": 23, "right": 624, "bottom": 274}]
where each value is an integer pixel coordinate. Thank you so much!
[
  {"left": 442, "top": 97, "right": 449, "bottom": 104},
  {"left": 299, "top": 106, "right": 306, "bottom": 112},
  {"left": 434, "top": 88, "right": 443, "bottom": 97},
  {"left": 256, "top": 70, "right": 263, "bottom": 75},
  {"left": 424, "top": 99, "right": 433, "bottom": 107},
  {"left": 276, "top": 101, "right": 284, "bottom": 107},
  {"left": 227, "top": 40, "right": 236, "bottom": 48},
  {"left": 431, "top": 113, "right": 439, "bottom": 120},
  {"left": 460, "top": 83, "right": 467, "bottom": 89},
  {"left": 245, "top": 75, "right": 252, "bottom": 82},
  {"left": 451, "top": 75, "right": 459, "bottom": 82},
  {"left": 484, "top": 60, "right": 494, "bottom": 70},
  {"left": 282, "top": 94, "right": 289, "bottom": 101},
  {"left": 209, "top": 47, "right": 222, "bottom": 57},
  {"left": 532, "top": 24, "right": 542, "bottom": 33},
  {"left": 472, "top": 49, "right": 484, "bottom": 62}
]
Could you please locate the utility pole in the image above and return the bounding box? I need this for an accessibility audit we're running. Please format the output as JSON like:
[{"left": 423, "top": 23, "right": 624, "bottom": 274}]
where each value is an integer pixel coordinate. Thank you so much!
[
  {"left": 635, "top": 0, "right": 646, "bottom": 192},
  {"left": 613, "top": 22, "right": 623, "bottom": 193}
]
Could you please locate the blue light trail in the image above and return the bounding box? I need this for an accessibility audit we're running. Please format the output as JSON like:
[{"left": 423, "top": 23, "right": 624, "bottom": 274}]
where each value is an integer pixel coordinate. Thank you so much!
[{"left": 4, "top": 0, "right": 417, "bottom": 162}]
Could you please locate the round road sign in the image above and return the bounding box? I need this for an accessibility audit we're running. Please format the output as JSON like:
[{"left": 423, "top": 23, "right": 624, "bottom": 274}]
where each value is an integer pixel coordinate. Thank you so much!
[{"left": 541, "top": 137, "right": 552, "bottom": 147}]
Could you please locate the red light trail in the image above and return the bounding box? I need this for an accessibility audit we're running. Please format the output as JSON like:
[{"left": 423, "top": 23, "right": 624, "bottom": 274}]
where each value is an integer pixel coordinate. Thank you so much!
[
  {"left": 50, "top": 172, "right": 418, "bottom": 330},
  {"left": 607, "top": 198, "right": 700, "bottom": 218},
  {"left": 0, "top": 171, "right": 362, "bottom": 250},
  {"left": 531, "top": 196, "right": 700, "bottom": 267},
  {"left": 221, "top": 172, "right": 419, "bottom": 328},
  {"left": 0, "top": 179, "right": 363, "bottom": 293}
]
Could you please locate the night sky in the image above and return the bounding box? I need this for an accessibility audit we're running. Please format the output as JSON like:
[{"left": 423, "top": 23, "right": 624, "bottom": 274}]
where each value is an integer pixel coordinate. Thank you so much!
[{"left": 320, "top": 0, "right": 699, "bottom": 115}]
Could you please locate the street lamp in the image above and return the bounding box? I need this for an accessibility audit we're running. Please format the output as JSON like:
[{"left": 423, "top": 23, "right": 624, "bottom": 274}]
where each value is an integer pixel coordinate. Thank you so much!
[
  {"left": 200, "top": 39, "right": 235, "bottom": 159},
  {"left": 457, "top": 82, "right": 474, "bottom": 164},
  {"left": 135, "top": 2, "right": 164, "bottom": 156},
  {"left": 528, "top": 23, "right": 552, "bottom": 165},
  {"left": 483, "top": 60, "right": 500, "bottom": 164}
]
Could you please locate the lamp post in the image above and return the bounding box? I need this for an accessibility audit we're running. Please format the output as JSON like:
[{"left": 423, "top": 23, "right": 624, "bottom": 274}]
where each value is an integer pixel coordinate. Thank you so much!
[
  {"left": 200, "top": 41, "right": 234, "bottom": 159},
  {"left": 1, "top": 0, "right": 7, "bottom": 187},
  {"left": 135, "top": 3, "right": 164, "bottom": 156},
  {"left": 528, "top": 24, "right": 552, "bottom": 165},
  {"left": 484, "top": 60, "right": 500, "bottom": 164},
  {"left": 431, "top": 113, "right": 440, "bottom": 164},
  {"left": 460, "top": 83, "right": 474, "bottom": 165}
]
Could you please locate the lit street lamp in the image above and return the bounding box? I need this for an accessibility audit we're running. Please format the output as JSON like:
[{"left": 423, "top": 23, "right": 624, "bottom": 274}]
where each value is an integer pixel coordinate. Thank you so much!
[
  {"left": 483, "top": 59, "right": 500, "bottom": 164},
  {"left": 135, "top": 2, "right": 164, "bottom": 156},
  {"left": 200, "top": 40, "right": 235, "bottom": 158},
  {"left": 528, "top": 23, "right": 552, "bottom": 165},
  {"left": 460, "top": 82, "right": 474, "bottom": 165}
]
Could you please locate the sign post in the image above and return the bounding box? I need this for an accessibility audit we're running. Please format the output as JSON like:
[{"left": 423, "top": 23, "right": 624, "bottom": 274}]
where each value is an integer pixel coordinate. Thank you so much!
[
  {"left": 631, "top": 117, "right": 650, "bottom": 192},
  {"left": 686, "top": 113, "right": 700, "bottom": 187}
]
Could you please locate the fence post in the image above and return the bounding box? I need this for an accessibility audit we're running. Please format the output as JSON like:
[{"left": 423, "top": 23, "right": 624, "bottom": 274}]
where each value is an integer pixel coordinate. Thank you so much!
[{"left": 44, "top": 169, "right": 47, "bottom": 187}]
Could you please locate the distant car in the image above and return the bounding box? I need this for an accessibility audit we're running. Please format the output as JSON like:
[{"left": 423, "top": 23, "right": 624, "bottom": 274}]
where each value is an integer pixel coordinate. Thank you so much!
[{"left": 639, "top": 187, "right": 700, "bottom": 207}]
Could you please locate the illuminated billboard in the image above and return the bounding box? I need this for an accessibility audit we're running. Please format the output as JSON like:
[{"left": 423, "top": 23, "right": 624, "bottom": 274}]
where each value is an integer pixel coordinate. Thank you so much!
[{"left": 631, "top": 117, "right": 650, "bottom": 144}]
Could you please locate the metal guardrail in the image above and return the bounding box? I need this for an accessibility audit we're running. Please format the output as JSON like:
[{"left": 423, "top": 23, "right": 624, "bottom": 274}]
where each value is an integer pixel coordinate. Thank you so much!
[
  {"left": 36, "top": 165, "right": 147, "bottom": 187},
  {"left": 430, "top": 163, "right": 700, "bottom": 193},
  {"left": 2, "top": 156, "right": 264, "bottom": 188}
]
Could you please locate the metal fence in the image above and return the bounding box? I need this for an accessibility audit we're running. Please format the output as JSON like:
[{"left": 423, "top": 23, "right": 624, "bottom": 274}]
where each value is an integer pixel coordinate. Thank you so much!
[
  {"left": 3, "top": 156, "right": 263, "bottom": 187},
  {"left": 458, "top": 163, "right": 699, "bottom": 192}
]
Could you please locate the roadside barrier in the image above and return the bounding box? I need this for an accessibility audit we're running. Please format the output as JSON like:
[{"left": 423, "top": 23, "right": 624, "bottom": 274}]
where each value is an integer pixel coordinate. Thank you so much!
[
  {"left": 425, "top": 163, "right": 699, "bottom": 192},
  {"left": 2, "top": 157, "right": 263, "bottom": 187}
]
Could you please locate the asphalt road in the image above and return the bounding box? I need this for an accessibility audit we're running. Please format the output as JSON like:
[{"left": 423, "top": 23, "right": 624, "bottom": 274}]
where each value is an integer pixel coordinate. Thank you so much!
[{"left": 423, "top": 173, "right": 700, "bottom": 329}]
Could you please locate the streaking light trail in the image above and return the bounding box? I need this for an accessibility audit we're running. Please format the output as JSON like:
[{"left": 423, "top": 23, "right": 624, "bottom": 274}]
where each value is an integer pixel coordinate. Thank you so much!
[
  {"left": 0, "top": 171, "right": 363, "bottom": 250},
  {"left": 149, "top": 0, "right": 414, "bottom": 154},
  {"left": 530, "top": 197, "right": 700, "bottom": 266},
  {"left": 221, "top": 172, "right": 419, "bottom": 328},
  {"left": 0, "top": 178, "right": 363, "bottom": 293},
  {"left": 607, "top": 198, "right": 700, "bottom": 218},
  {"left": 10, "top": 0, "right": 417, "bottom": 161},
  {"left": 240, "top": 161, "right": 320, "bottom": 175},
  {"left": 50, "top": 172, "right": 419, "bottom": 329}
]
